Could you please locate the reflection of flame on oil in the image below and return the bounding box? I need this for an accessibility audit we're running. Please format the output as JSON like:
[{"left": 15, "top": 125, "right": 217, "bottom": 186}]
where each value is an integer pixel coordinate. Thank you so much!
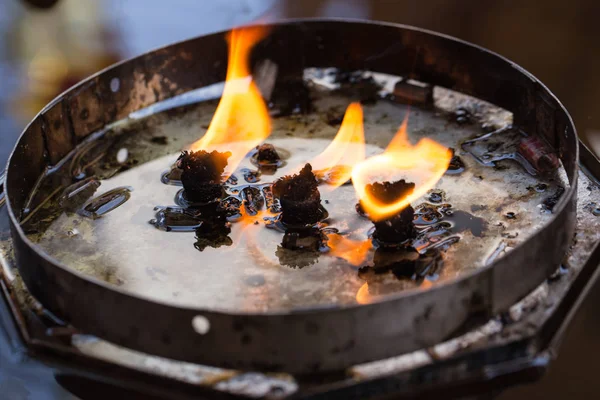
[
  {"left": 356, "top": 282, "right": 372, "bottom": 304},
  {"left": 190, "top": 26, "right": 271, "bottom": 177},
  {"left": 352, "top": 117, "right": 453, "bottom": 221},
  {"left": 327, "top": 233, "right": 371, "bottom": 266}
]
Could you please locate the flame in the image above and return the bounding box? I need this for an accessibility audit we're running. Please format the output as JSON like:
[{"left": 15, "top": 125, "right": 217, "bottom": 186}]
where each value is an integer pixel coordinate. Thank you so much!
[
  {"left": 327, "top": 234, "right": 371, "bottom": 266},
  {"left": 356, "top": 283, "right": 372, "bottom": 304},
  {"left": 310, "top": 102, "right": 365, "bottom": 187},
  {"left": 190, "top": 26, "right": 271, "bottom": 176},
  {"left": 351, "top": 117, "right": 452, "bottom": 221}
]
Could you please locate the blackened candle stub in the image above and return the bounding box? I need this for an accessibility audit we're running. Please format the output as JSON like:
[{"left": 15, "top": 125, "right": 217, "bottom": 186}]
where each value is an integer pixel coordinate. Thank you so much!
[
  {"left": 178, "top": 150, "right": 230, "bottom": 204},
  {"left": 255, "top": 143, "right": 281, "bottom": 165},
  {"left": 361, "top": 180, "right": 417, "bottom": 244},
  {"left": 272, "top": 163, "right": 325, "bottom": 225}
]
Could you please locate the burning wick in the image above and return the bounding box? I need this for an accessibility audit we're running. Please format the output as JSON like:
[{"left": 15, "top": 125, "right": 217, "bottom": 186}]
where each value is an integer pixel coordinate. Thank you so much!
[
  {"left": 188, "top": 26, "right": 272, "bottom": 177},
  {"left": 272, "top": 163, "right": 326, "bottom": 226},
  {"left": 359, "top": 180, "right": 417, "bottom": 244},
  {"left": 178, "top": 150, "right": 230, "bottom": 204}
]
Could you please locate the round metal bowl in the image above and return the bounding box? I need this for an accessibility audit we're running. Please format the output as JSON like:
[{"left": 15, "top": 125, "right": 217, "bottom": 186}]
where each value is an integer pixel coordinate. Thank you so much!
[{"left": 4, "top": 19, "right": 577, "bottom": 374}]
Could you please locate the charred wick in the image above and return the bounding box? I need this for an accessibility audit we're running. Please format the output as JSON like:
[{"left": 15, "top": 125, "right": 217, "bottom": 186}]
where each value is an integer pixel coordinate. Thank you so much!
[
  {"left": 360, "top": 180, "right": 418, "bottom": 245},
  {"left": 178, "top": 150, "right": 230, "bottom": 204},
  {"left": 272, "top": 163, "right": 327, "bottom": 226},
  {"left": 174, "top": 150, "right": 236, "bottom": 250},
  {"left": 255, "top": 143, "right": 281, "bottom": 165}
]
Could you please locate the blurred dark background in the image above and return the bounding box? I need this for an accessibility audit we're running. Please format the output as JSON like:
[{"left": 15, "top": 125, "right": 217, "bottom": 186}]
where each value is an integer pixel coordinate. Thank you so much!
[{"left": 1, "top": 0, "right": 599, "bottom": 398}]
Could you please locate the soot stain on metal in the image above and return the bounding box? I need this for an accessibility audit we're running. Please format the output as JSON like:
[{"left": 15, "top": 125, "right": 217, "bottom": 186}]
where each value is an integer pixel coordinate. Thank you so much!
[{"left": 540, "top": 186, "right": 565, "bottom": 213}]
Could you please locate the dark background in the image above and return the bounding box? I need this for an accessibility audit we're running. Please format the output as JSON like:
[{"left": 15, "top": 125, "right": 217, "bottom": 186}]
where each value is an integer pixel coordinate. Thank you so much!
[{"left": 1, "top": 0, "right": 600, "bottom": 398}]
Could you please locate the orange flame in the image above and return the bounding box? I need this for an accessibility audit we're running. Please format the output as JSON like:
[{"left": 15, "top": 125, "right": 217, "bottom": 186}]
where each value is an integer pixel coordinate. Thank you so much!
[
  {"left": 356, "top": 283, "right": 372, "bottom": 304},
  {"left": 190, "top": 26, "right": 271, "bottom": 176},
  {"left": 327, "top": 234, "right": 372, "bottom": 266},
  {"left": 310, "top": 102, "right": 365, "bottom": 187},
  {"left": 351, "top": 117, "right": 452, "bottom": 221}
]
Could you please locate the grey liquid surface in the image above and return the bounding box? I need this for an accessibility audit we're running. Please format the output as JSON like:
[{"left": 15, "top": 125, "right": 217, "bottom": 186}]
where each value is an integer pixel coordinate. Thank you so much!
[{"left": 29, "top": 86, "right": 564, "bottom": 312}]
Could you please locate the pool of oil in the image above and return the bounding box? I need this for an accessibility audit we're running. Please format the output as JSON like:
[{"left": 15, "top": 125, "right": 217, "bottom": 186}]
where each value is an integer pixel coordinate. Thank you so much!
[{"left": 19, "top": 74, "right": 567, "bottom": 312}]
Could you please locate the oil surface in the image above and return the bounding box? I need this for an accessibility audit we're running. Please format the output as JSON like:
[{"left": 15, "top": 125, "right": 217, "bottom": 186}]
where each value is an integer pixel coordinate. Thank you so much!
[{"left": 21, "top": 81, "right": 566, "bottom": 312}]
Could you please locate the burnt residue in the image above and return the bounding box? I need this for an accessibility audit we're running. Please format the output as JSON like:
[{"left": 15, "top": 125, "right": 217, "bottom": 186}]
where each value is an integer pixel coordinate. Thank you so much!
[
  {"left": 446, "top": 148, "right": 465, "bottom": 175},
  {"left": 269, "top": 78, "right": 312, "bottom": 117},
  {"left": 333, "top": 70, "right": 382, "bottom": 105},
  {"left": 272, "top": 164, "right": 326, "bottom": 225},
  {"left": 178, "top": 150, "right": 230, "bottom": 204},
  {"left": 194, "top": 209, "right": 232, "bottom": 251},
  {"left": 540, "top": 186, "right": 565, "bottom": 213},
  {"left": 360, "top": 180, "right": 417, "bottom": 245}
]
